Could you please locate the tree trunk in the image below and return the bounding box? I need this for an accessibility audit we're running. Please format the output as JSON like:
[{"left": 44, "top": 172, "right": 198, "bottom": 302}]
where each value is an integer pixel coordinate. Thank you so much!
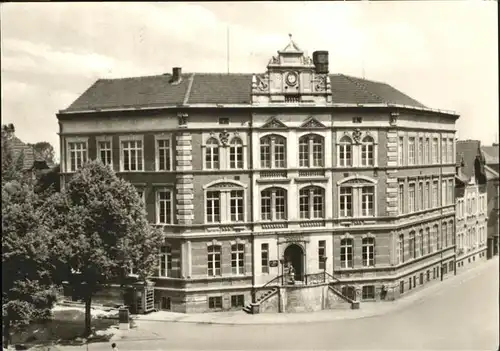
[
  {"left": 84, "top": 293, "right": 92, "bottom": 337},
  {"left": 3, "top": 316, "right": 10, "bottom": 349}
]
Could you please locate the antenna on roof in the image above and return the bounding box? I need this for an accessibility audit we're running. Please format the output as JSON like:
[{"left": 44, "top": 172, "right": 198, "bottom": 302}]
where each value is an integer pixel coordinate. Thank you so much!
[{"left": 226, "top": 26, "right": 230, "bottom": 74}]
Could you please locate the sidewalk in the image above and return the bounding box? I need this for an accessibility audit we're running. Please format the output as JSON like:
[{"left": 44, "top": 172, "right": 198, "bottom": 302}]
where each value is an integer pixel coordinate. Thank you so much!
[{"left": 135, "top": 256, "right": 498, "bottom": 325}]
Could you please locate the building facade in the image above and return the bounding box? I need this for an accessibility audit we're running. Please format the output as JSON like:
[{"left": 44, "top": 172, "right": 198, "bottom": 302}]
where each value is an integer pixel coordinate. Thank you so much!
[
  {"left": 481, "top": 144, "right": 499, "bottom": 258},
  {"left": 454, "top": 140, "right": 488, "bottom": 271},
  {"left": 57, "top": 38, "right": 459, "bottom": 313}
]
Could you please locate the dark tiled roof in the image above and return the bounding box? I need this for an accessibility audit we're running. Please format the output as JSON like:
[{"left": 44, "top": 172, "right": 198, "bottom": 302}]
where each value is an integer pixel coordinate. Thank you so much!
[
  {"left": 481, "top": 145, "right": 499, "bottom": 166},
  {"left": 456, "top": 140, "right": 483, "bottom": 180},
  {"left": 10, "top": 137, "right": 35, "bottom": 171},
  {"left": 62, "top": 73, "right": 427, "bottom": 112}
]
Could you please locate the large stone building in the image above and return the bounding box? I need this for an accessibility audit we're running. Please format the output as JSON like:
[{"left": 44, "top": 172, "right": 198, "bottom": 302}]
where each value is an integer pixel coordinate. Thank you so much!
[
  {"left": 481, "top": 144, "right": 499, "bottom": 258},
  {"left": 454, "top": 140, "right": 488, "bottom": 271},
  {"left": 57, "top": 38, "right": 459, "bottom": 313}
]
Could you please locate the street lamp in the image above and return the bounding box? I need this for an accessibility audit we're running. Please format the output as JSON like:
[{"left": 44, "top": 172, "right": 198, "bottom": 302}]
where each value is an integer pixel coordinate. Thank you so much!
[{"left": 322, "top": 256, "right": 328, "bottom": 283}]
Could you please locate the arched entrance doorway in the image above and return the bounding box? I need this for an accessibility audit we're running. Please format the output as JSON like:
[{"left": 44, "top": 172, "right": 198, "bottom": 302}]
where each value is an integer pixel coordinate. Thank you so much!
[{"left": 284, "top": 244, "right": 304, "bottom": 281}]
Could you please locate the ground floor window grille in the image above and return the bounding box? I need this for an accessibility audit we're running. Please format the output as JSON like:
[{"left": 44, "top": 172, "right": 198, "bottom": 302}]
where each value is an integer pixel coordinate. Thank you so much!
[
  {"left": 208, "top": 296, "right": 222, "bottom": 309},
  {"left": 231, "top": 295, "right": 245, "bottom": 308}
]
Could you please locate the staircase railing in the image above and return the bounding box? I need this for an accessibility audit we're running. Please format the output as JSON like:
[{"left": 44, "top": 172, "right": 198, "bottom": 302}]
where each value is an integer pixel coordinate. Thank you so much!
[
  {"left": 252, "top": 274, "right": 285, "bottom": 303},
  {"left": 324, "top": 271, "right": 341, "bottom": 284}
]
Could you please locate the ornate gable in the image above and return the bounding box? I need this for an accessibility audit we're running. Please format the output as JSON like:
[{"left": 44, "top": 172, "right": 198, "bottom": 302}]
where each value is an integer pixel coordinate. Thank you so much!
[
  {"left": 262, "top": 117, "right": 287, "bottom": 129},
  {"left": 300, "top": 117, "right": 326, "bottom": 129}
]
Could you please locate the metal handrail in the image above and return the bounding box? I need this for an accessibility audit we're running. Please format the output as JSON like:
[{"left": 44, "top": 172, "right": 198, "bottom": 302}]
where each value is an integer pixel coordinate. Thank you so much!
[
  {"left": 251, "top": 274, "right": 285, "bottom": 303},
  {"left": 323, "top": 271, "right": 341, "bottom": 284}
]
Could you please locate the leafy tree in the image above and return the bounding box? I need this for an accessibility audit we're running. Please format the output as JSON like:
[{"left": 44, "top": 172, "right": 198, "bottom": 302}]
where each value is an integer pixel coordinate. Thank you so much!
[
  {"left": 1, "top": 124, "right": 25, "bottom": 184},
  {"left": 35, "top": 164, "right": 61, "bottom": 198},
  {"left": 47, "top": 160, "right": 165, "bottom": 336},
  {"left": 2, "top": 181, "right": 58, "bottom": 348},
  {"left": 31, "top": 141, "right": 56, "bottom": 166}
]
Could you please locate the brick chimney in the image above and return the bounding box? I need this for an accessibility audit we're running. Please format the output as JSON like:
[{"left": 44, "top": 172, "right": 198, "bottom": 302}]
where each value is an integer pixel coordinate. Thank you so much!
[{"left": 171, "top": 67, "right": 182, "bottom": 84}]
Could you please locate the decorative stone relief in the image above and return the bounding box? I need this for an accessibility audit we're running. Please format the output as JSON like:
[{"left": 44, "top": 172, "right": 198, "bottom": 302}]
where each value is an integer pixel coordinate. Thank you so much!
[
  {"left": 301, "top": 117, "right": 325, "bottom": 128},
  {"left": 262, "top": 117, "right": 287, "bottom": 129},
  {"left": 314, "top": 75, "right": 327, "bottom": 92},
  {"left": 255, "top": 73, "right": 270, "bottom": 91},
  {"left": 389, "top": 112, "right": 399, "bottom": 126},
  {"left": 219, "top": 130, "right": 230, "bottom": 146},
  {"left": 352, "top": 128, "right": 362, "bottom": 144}
]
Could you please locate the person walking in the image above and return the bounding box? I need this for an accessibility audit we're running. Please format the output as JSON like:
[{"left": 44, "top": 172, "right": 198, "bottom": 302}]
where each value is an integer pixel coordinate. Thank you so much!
[{"left": 111, "top": 342, "right": 118, "bottom": 350}]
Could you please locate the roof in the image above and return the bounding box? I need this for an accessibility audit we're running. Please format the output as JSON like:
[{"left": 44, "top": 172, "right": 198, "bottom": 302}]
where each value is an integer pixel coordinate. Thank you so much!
[
  {"left": 456, "top": 140, "right": 487, "bottom": 181},
  {"left": 9, "top": 136, "right": 51, "bottom": 171},
  {"left": 62, "top": 73, "right": 427, "bottom": 113},
  {"left": 481, "top": 145, "right": 499, "bottom": 166}
]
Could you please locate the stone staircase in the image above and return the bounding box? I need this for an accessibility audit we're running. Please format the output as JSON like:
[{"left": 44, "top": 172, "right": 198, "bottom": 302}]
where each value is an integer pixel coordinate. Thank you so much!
[{"left": 242, "top": 287, "right": 278, "bottom": 314}]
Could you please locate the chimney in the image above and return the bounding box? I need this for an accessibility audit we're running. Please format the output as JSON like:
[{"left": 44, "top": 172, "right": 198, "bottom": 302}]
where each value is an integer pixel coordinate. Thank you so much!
[
  {"left": 312, "top": 51, "right": 329, "bottom": 74},
  {"left": 171, "top": 67, "right": 182, "bottom": 84}
]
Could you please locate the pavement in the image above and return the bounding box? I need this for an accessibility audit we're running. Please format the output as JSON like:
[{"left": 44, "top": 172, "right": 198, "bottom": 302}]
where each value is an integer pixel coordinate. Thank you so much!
[
  {"left": 133, "top": 256, "right": 499, "bottom": 325},
  {"left": 45, "top": 256, "right": 500, "bottom": 350}
]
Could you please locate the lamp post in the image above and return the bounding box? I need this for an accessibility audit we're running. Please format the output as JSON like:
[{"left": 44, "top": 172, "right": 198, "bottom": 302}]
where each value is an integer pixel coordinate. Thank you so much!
[
  {"left": 279, "top": 258, "right": 285, "bottom": 286},
  {"left": 322, "top": 256, "right": 328, "bottom": 283}
]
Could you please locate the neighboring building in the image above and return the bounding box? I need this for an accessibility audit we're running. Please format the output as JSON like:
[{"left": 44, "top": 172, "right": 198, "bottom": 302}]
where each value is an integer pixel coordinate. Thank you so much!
[
  {"left": 481, "top": 143, "right": 499, "bottom": 257},
  {"left": 57, "top": 37, "right": 459, "bottom": 313},
  {"left": 454, "top": 140, "right": 488, "bottom": 271},
  {"left": 8, "top": 133, "right": 52, "bottom": 183}
]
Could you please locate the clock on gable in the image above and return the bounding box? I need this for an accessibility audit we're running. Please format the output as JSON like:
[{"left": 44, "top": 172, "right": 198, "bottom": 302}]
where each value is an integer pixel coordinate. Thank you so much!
[{"left": 285, "top": 71, "right": 298, "bottom": 86}]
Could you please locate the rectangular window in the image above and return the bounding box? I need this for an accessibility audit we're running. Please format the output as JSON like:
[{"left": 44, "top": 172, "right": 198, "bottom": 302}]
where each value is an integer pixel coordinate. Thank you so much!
[
  {"left": 97, "top": 140, "right": 112, "bottom": 167},
  {"left": 275, "top": 190, "right": 286, "bottom": 220},
  {"left": 157, "top": 139, "right": 171, "bottom": 171},
  {"left": 398, "top": 136, "right": 404, "bottom": 166},
  {"left": 261, "top": 191, "right": 271, "bottom": 220},
  {"left": 207, "top": 245, "right": 221, "bottom": 276},
  {"left": 447, "top": 139, "right": 453, "bottom": 163},
  {"left": 159, "top": 246, "right": 172, "bottom": 277},
  {"left": 230, "top": 190, "right": 244, "bottom": 222},
  {"left": 413, "top": 276, "right": 416, "bottom": 288},
  {"left": 425, "top": 182, "right": 431, "bottom": 210},
  {"left": 362, "top": 286, "right": 375, "bottom": 300},
  {"left": 274, "top": 139, "right": 286, "bottom": 168},
  {"left": 231, "top": 243, "right": 245, "bottom": 275},
  {"left": 441, "top": 138, "right": 447, "bottom": 164},
  {"left": 230, "top": 295, "right": 244, "bottom": 308},
  {"left": 339, "top": 139, "right": 352, "bottom": 167},
  {"left": 208, "top": 296, "right": 222, "bottom": 309},
  {"left": 205, "top": 140, "right": 219, "bottom": 170},
  {"left": 206, "top": 191, "right": 220, "bottom": 223},
  {"left": 432, "top": 181, "right": 438, "bottom": 208},
  {"left": 418, "top": 182, "right": 424, "bottom": 211},
  {"left": 361, "top": 186, "right": 374, "bottom": 216},
  {"left": 157, "top": 190, "right": 172, "bottom": 224},
  {"left": 340, "top": 239, "right": 353, "bottom": 268},
  {"left": 361, "top": 142, "right": 374, "bottom": 166},
  {"left": 339, "top": 187, "right": 352, "bottom": 217},
  {"left": 362, "top": 238, "right": 375, "bottom": 267},
  {"left": 398, "top": 234, "right": 404, "bottom": 264},
  {"left": 229, "top": 139, "right": 244, "bottom": 169},
  {"left": 408, "top": 137, "right": 415, "bottom": 165},
  {"left": 68, "top": 142, "right": 87, "bottom": 172},
  {"left": 261, "top": 243, "right": 269, "bottom": 273},
  {"left": 409, "top": 232, "right": 416, "bottom": 259},
  {"left": 425, "top": 138, "right": 430, "bottom": 164},
  {"left": 122, "top": 140, "right": 143, "bottom": 171},
  {"left": 432, "top": 138, "right": 438, "bottom": 164},
  {"left": 441, "top": 180, "right": 446, "bottom": 206},
  {"left": 400, "top": 281, "right": 404, "bottom": 294},
  {"left": 398, "top": 183, "right": 405, "bottom": 215},
  {"left": 408, "top": 183, "right": 416, "bottom": 213},
  {"left": 318, "top": 240, "right": 326, "bottom": 270},
  {"left": 426, "top": 227, "right": 432, "bottom": 254},
  {"left": 447, "top": 179, "right": 453, "bottom": 205},
  {"left": 418, "top": 137, "right": 423, "bottom": 165},
  {"left": 312, "top": 138, "right": 324, "bottom": 167},
  {"left": 419, "top": 273, "right": 424, "bottom": 285},
  {"left": 409, "top": 278, "right": 412, "bottom": 290}
]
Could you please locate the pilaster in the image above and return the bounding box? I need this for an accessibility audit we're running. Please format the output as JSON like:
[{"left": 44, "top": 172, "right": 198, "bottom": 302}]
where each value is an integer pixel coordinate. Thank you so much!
[
  {"left": 176, "top": 128, "right": 194, "bottom": 227},
  {"left": 386, "top": 128, "right": 399, "bottom": 216}
]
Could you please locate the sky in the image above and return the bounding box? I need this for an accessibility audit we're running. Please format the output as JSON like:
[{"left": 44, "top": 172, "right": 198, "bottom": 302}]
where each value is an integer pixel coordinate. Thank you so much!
[{"left": 1, "top": 1, "right": 498, "bottom": 161}]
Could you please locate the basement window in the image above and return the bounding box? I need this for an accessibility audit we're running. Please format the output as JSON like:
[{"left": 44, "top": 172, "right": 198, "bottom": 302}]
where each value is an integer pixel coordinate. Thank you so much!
[
  {"left": 231, "top": 295, "right": 245, "bottom": 308},
  {"left": 208, "top": 296, "right": 222, "bottom": 309}
]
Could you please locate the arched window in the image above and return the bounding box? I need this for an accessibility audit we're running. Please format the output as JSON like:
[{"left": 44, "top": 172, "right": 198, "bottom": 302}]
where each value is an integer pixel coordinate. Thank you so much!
[
  {"left": 204, "top": 181, "right": 246, "bottom": 223},
  {"left": 362, "top": 237, "right": 375, "bottom": 267},
  {"left": 261, "top": 188, "right": 287, "bottom": 220},
  {"left": 159, "top": 245, "right": 172, "bottom": 277},
  {"left": 205, "top": 138, "right": 219, "bottom": 169},
  {"left": 340, "top": 238, "right": 354, "bottom": 268},
  {"left": 299, "top": 186, "right": 324, "bottom": 219},
  {"left": 299, "top": 134, "right": 324, "bottom": 167},
  {"left": 229, "top": 138, "right": 243, "bottom": 169},
  {"left": 339, "top": 136, "right": 352, "bottom": 167},
  {"left": 361, "top": 135, "right": 374, "bottom": 166},
  {"left": 338, "top": 176, "right": 376, "bottom": 218},
  {"left": 409, "top": 231, "right": 416, "bottom": 259},
  {"left": 260, "top": 135, "right": 286, "bottom": 168},
  {"left": 207, "top": 244, "right": 222, "bottom": 276}
]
